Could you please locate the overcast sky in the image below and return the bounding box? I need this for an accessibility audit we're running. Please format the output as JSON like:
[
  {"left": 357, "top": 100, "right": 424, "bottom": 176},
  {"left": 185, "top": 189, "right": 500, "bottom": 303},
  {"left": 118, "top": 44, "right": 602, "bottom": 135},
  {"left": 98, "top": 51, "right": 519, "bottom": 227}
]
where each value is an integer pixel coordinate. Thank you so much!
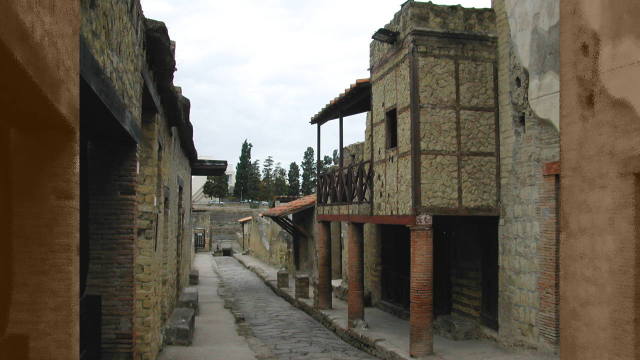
[{"left": 140, "top": 0, "right": 490, "bottom": 172}]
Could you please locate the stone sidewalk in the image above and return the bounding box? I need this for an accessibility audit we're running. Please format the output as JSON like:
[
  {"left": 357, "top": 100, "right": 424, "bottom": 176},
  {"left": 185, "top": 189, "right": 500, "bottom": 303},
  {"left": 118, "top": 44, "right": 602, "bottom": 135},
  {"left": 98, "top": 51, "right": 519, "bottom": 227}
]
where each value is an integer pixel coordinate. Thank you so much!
[
  {"left": 157, "top": 253, "right": 258, "bottom": 360},
  {"left": 233, "top": 254, "right": 558, "bottom": 360}
]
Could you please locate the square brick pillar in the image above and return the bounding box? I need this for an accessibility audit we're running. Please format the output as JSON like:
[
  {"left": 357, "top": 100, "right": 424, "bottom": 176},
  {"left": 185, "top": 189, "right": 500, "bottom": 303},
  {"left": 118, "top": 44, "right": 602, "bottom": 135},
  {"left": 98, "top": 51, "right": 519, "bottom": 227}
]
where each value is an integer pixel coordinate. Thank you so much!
[
  {"left": 409, "top": 216, "right": 434, "bottom": 357},
  {"left": 316, "top": 221, "right": 332, "bottom": 309},
  {"left": 347, "top": 222, "right": 364, "bottom": 327}
]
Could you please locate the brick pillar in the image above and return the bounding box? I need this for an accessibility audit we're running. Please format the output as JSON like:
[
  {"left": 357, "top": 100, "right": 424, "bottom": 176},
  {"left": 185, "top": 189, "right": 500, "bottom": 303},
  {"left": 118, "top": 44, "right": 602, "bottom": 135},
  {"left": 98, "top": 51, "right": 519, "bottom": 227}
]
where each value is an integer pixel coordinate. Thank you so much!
[
  {"left": 316, "top": 221, "right": 332, "bottom": 309},
  {"left": 347, "top": 222, "right": 364, "bottom": 327},
  {"left": 409, "top": 218, "right": 434, "bottom": 357}
]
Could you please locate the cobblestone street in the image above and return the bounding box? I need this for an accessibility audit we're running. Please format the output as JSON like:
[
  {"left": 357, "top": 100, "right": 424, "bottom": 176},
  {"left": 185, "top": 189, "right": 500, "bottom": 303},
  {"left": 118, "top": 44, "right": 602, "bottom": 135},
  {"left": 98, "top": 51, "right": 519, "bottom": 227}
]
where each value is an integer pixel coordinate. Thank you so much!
[{"left": 213, "top": 257, "right": 377, "bottom": 360}]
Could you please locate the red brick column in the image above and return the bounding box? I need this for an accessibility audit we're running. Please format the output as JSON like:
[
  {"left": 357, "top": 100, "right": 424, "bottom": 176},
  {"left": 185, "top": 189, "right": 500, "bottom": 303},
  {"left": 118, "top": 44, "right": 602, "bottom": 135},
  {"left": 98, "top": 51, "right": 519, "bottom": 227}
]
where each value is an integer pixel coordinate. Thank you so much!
[
  {"left": 316, "top": 221, "right": 332, "bottom": 309},
  {"left": 409, "top": 216, "right": 434, "bottom": 357},
  {"left": 347, "top": 222, "right": 364, "bottom": 327}
]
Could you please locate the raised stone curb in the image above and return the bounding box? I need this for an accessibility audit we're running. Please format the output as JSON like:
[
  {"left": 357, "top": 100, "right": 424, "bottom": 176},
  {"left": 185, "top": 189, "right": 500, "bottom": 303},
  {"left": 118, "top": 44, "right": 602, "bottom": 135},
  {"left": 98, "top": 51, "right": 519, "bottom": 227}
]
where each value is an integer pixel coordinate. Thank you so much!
[
  {"left": 232, "top": 254, "right": 410, "bottom": 360},
  {"left": 178, "top": 286, "right": 199, "bottom": 315},
  {"left": 189, "top": 269, "right": 199, "bottom": 285},
  {"left": 164, "top": 307, "right": 195, "bottom": 346}
]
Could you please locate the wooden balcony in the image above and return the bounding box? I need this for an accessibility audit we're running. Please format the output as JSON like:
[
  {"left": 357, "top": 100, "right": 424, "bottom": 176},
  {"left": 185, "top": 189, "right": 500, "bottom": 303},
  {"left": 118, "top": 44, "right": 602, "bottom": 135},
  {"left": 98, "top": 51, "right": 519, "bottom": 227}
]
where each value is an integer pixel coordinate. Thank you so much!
[{"left": 317, "top": 161, "right": 373, "bottom": 206}]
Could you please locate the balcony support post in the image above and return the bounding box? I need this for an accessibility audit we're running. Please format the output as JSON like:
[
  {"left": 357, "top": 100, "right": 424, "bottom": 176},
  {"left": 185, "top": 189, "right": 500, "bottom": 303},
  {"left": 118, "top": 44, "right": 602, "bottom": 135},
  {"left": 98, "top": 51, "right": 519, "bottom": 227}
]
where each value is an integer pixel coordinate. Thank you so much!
[{"left": 339, "top": 111, "right": 344, "bottom": 168}]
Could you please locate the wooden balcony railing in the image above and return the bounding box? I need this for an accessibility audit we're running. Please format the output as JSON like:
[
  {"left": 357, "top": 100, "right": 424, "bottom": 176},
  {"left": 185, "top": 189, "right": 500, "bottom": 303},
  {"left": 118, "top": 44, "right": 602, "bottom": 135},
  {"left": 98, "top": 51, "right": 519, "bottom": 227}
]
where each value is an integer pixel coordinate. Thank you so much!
[{"left": 317, "top": 161, "right": 373, "bottom": 205}]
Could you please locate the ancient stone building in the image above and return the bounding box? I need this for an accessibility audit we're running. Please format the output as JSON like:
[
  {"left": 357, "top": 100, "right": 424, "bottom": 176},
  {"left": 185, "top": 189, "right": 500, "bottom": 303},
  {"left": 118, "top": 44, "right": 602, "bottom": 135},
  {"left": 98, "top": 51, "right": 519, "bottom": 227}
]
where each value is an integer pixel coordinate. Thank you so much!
[
  {"left": 310, "top": 1, "right": 560, "bottom": 357},
  {"left": 79, "top": 1, "right": 225, "bottom": 359}
]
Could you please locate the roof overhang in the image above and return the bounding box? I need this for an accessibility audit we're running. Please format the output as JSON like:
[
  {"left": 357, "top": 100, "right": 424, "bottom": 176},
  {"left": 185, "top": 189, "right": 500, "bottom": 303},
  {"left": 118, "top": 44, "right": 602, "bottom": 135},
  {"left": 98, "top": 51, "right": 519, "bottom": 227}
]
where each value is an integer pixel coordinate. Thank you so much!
[
  {"left": 310, "top": 79, "right": 371, "bottom": 125},
  {"left": 263, "top": 194, "right": 316, "bottom": 238},
  {"left": 238, "top": 216, "right": 252, "bottom": 224},
  {"left": 191, "top": 159, "right": 227, "bottom": 176}
]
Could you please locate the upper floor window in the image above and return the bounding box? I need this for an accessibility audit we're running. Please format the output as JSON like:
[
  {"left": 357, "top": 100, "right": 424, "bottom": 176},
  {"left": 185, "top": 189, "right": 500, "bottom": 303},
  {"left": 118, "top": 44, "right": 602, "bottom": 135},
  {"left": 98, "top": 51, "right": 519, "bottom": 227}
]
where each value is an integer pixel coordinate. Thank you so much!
[{"left": 386, "top": 108, "right": 398, "bottom": 149}]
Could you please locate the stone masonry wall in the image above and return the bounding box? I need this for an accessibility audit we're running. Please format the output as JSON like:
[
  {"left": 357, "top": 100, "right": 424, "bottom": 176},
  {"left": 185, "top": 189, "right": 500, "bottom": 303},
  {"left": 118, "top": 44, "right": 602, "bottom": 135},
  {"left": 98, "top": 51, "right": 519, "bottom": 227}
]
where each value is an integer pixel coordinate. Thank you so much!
[
  {"left": 134, "top": 110, "right": 193, "bottom": 359},
  {"left": 369, "top": 2, "right": 498, "bottom": 217},
  {"left": 493, "top": 0, "right": 560, "bottom": 351},
  {"left": 415, "top": 35, "right": 498, "bottom": 213},
  {"left": 81, "top": 0, "right": 145, "bottom": 126},
  {"left": 246, "top": 216, "right": 293, "bottom": 271}
]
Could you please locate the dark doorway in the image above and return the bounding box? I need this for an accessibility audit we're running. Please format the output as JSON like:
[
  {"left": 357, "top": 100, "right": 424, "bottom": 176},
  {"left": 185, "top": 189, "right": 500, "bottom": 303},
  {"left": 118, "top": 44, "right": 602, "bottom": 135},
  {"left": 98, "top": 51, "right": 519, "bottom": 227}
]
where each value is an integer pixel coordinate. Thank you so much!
[
  {"left": 380, "top": 225, "right": 410, "bottom": 310},
  {"left": 194, "top": 231, "right": 205, "bottom": 251},
  {"left": 433, "top": 216, "right": 499, "bottom": 330}
]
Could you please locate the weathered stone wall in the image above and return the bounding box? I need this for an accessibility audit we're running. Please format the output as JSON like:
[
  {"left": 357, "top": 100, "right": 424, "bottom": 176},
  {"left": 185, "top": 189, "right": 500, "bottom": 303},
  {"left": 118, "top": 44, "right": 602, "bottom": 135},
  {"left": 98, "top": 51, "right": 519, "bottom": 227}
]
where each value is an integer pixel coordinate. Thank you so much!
[
  {"left": 134, "top": 109, "right": 194, "bottom": 359},
  {"left": 80, "top": 1, "right": 197, "bottom": 358},
  {"left": 293, "top": 209, "right": 318, "bottom": 276},
  {"left": 370, "top": 35, "right": 412, "bottom": 217},
  {"left": 81, "top": 0, "right": 145, "bottom": 126},
  {"left": 192, "top": 205, "right": 263, "bottom": 251},
  {"left": 493, "top": 0, "right": 560, "bottom": 351},
  {"left": 416, "top": 37, "right": 498, "bottom": 213},
  {"left": 369, "top": 2, "right": 498, "bottom": 217},
  {"left": 245, "top": 216, "right": 293, "bottom": 271}
]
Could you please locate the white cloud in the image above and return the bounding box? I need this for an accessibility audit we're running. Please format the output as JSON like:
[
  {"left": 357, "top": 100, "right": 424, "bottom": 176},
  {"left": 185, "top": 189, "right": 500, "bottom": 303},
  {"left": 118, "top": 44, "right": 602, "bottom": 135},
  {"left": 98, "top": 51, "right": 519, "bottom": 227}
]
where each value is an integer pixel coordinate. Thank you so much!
[{"left": 140, "top": 0, "right": 491, "bottom": 168}]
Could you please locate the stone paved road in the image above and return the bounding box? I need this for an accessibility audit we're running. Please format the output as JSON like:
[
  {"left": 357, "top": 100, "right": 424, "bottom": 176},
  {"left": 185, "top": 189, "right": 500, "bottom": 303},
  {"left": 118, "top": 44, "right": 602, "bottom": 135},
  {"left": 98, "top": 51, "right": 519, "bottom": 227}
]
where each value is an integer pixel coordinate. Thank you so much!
[{"left": 214, "top": 257, "right": 378, "bottom": 360}]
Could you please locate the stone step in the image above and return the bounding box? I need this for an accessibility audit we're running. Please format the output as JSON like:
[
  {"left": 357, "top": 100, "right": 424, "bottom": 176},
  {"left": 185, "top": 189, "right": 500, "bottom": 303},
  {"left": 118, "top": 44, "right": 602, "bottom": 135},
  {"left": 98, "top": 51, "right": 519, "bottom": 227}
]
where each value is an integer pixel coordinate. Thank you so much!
[{"left": 164, "top": 308, "right": 195, "bottom": 346}]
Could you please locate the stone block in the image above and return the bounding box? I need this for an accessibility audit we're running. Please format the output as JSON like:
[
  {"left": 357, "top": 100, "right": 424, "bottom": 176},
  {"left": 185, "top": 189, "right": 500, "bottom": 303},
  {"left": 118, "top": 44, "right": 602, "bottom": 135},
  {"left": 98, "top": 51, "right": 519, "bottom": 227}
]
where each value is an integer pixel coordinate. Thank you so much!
[
  {"left": 189, "top": 269, "right": 199, "bottom": 285},
  {"left": 164, "top": 307, "right": 195, "bottom": 346},
  {"left": 277, "top": 269, "right": 289, "bottom": 288},
  {"left": 177, "top": 287, "right": 199, "bottom": 315},
  {"left": 295, "top": 274, "right": 310, "bottom": 299}
]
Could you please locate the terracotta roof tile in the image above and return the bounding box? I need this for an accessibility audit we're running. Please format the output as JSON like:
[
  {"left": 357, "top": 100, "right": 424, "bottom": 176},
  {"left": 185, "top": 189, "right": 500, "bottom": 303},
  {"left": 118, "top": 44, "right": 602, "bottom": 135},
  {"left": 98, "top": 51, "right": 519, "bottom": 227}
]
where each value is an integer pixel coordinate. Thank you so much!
[
  {"left": 237, "top": 216, "right": 253, "bottom": 223},
  {"left": 263, "top": 194, "right": 316, "bottom": 217},
  {"left": 310, "top": 79, "right": 371, "bottom": 125}
]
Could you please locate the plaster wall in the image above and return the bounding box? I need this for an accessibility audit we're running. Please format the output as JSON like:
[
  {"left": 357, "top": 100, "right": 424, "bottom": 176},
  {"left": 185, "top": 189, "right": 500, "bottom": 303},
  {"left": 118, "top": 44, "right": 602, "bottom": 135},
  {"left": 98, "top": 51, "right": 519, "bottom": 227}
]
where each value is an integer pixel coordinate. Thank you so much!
[
  {"left": 493, "top": 0, "right": 560, "bottom": 351},
  {"left": 504, "top": 0, "right": 559, "bottom": 130},
  {"left": 560, "top": 1, "right": 640, "bottom": 359},
  {"left": 0, "top": 1, "right": 79, "bottom": 124},
  {"left": 1, "top": 1, "right": 79, "bottom": 358}
]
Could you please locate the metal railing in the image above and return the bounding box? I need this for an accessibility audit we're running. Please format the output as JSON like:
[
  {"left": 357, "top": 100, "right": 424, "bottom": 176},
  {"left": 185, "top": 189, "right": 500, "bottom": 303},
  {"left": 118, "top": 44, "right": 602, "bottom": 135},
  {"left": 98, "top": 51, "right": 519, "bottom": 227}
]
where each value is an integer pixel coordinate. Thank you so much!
[{"left": 317, "top": 161, "right": 373, "bottom": 205}]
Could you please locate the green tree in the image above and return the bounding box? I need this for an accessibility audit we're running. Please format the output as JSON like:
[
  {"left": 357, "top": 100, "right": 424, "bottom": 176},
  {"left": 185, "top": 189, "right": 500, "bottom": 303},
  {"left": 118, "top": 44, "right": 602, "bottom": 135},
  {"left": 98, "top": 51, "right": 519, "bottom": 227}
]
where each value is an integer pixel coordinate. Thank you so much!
[
  {"left": 261, "top": 156, "right": 275, "bottom": 200},
  {"left": 233, "top": 140, "right": 252, "bottom": 199},
  {"left": 273, "top": 163, "right": 288, "bottom": 196},
  {"left": 319, "top": 155, "right": 333, "bottom": 174},
  {"left": 287, "top": 162, "right": 300, "bottom": 196},
  {"left": 203, "top": 175, "right": 228, "bottom": 201},
  {"left": 332, "top": 149, "right": 339, "bottom": 166},
  {"left": 300, "top": 147, "right": 316, "bottom": 195},
  {"left": 247, "top": 160, "right": 261, "bottom": 200}
]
